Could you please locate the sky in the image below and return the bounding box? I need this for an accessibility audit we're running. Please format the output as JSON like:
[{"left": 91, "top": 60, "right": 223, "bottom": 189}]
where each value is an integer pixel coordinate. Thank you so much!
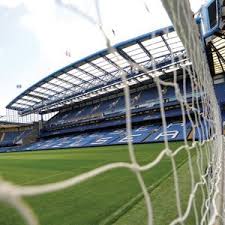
[{"left": 0, "top": 0, "right": 205, "bottom": 116}]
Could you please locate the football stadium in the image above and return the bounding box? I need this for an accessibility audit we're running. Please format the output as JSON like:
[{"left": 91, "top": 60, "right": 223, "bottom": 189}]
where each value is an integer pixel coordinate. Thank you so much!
[{"left": 0, "top": 0, "right": 225, "bottom": 225}]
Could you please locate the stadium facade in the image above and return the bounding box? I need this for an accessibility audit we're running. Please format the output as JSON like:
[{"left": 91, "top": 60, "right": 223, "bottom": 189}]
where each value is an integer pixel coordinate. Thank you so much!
[{"left": 1, "top": 0, "right": 225, "bottom": 152}]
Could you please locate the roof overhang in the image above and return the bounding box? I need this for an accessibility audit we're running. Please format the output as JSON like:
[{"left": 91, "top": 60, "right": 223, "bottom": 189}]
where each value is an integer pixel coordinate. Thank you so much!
[
  {"left": 7, "top": 26, "right": 189, "bottom": 115},
  {"left": 205, "top": 32, "right": 225, "bottom": 76}
]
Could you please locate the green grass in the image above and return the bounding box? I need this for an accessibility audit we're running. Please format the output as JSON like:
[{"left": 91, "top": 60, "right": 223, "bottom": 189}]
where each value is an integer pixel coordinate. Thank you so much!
[{"left": 0, "top": 142, "right": 207, "bottom": 225}]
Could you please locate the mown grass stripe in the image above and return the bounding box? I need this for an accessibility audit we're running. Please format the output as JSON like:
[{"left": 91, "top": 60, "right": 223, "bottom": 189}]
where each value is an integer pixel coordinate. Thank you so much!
[{"left": 100, "top": 157, "right": 189, "bottom": 225}]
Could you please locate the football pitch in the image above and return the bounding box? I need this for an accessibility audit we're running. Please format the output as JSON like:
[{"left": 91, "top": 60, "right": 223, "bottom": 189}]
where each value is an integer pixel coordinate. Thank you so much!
[{"left": 0, "top": 142, "right": 206, "bottom": 225}]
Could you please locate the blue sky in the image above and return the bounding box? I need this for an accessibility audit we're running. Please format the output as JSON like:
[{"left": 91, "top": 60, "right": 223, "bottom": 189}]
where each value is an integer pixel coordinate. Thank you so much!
[{"left": 0, "top": 0, "right": 204, "bottom": 115}]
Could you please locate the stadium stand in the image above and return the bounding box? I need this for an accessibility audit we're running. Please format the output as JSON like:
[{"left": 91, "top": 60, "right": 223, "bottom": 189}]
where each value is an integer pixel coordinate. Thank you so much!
[
  {"left": 144, "top": 122, "right": 192, "bottom": 142},
  {"left": 2, "top": 21, "right": 225, "bottom": 153},
  {"left": 23, "top": 122, "right": 190, "bottom": 151},
  {"left": 0, "top": 74, "right": 219, "bottom": 152},
  {"left": 0, "top": 130, "right": 32, "bottom": 147},
  {"left": 38, "top": 78, "right": 194, "bottom": 139},
  {"left": 18, "top": 72, "right": 223, "bottom": 152},
  {"left": 0, "top": 131, "right": 22, "bottom": 147},
  {"left": 0, "top": 121, "right": 38, "bottom": 150},
  {"left": 43, "top": 79, "right": 190, "bottom": 129}
]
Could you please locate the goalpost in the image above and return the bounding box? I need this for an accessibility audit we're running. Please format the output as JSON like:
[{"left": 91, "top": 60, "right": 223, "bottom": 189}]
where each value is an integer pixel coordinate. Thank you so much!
[{"left": 0, "top": 0, "right": 224, "bottom": 225}]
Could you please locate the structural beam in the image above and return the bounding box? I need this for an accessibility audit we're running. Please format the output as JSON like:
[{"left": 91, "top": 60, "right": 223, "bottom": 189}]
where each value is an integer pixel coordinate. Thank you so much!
[
  {"left": 76, "top": 67, "right": 107, "bottom": 83},
  {"left": 137, "top": 41, "right": 153, "bottom": 60},
  {"left": 27, "top": 93, "right": 48, "bottom": 101},
  {"left": 88, "top": 61, "right": 115, "bottom": 79},
  {"left": 48, "top": 81, "right": 68, "bottom": 91},
  {"left": 38, "top": 86, "right": 61, "bottom": 94},
  {"left": 161, "top": 35, "right": 172, "bottom": 54},
  {"left": 65, "top": 71, "right": 92, "bottom": 87},
  {"left": 117, "top": 48, "right": 136, "bottom": 64}
]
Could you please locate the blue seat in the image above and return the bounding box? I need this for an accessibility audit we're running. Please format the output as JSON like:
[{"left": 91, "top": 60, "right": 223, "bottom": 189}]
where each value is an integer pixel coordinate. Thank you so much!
[
  {"left": 144, "top": 122, "right": 191, "bottom": 142},
  {"left": 111, "top": 125, "right": 159, "bottom": 144}
]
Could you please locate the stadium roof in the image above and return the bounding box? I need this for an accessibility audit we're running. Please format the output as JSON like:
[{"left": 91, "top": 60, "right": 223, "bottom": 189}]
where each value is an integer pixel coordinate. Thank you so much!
[
  {"left": 206, "top": 33, "right": 225, "bottom": 75},
  {"left": 7, "top": 26, "right": 190, "bottom": 115}
]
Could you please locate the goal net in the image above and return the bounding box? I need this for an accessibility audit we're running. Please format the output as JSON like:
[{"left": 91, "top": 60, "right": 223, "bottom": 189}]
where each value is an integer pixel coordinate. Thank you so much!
[{"left": 0, "top": 0, "right": 224, "bottom": 225}]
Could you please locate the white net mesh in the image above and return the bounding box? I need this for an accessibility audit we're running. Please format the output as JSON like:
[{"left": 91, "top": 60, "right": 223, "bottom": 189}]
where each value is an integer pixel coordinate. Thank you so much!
[{"left": 0, "top": 0, "right": 224, "bottom": 225}]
